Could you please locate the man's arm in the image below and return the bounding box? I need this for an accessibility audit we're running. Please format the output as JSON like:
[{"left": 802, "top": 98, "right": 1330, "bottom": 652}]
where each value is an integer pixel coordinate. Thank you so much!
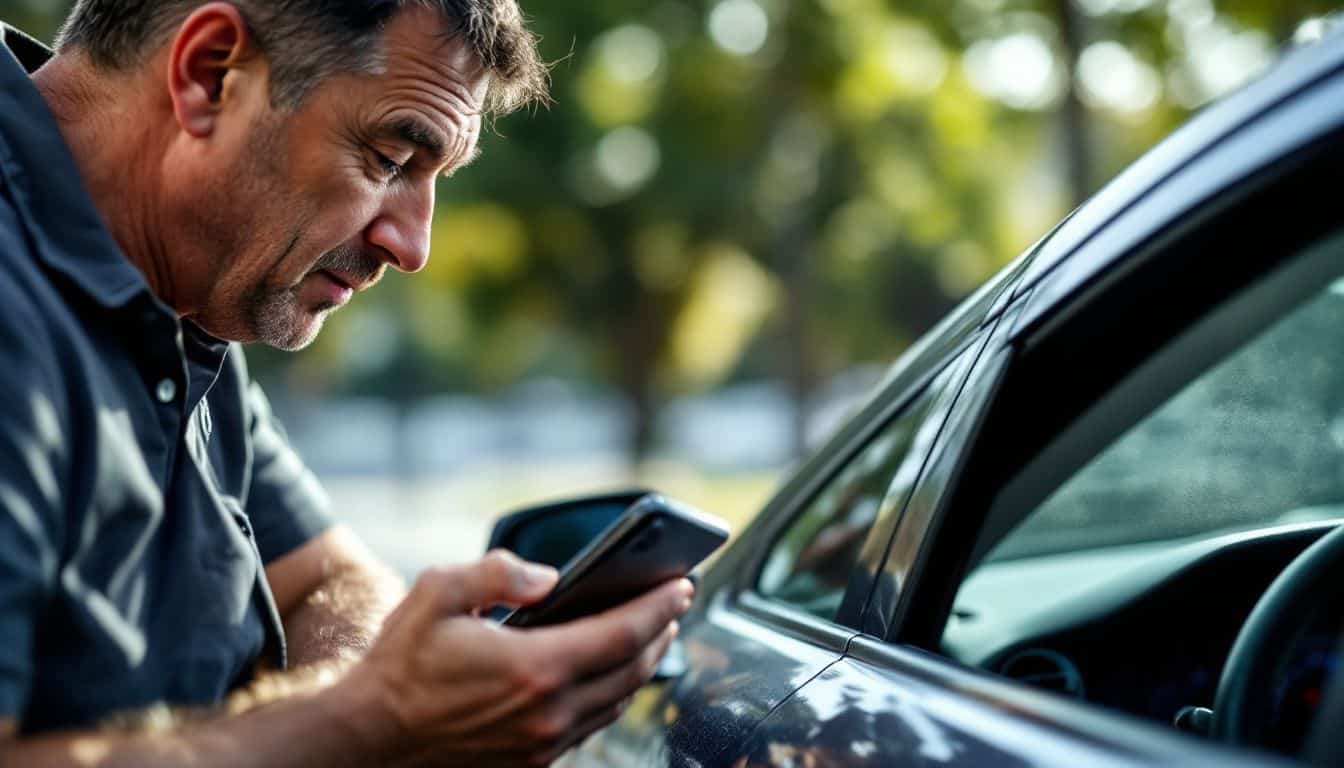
[
  {"left": 0, "top": 665, "right": 381, "bottom": 768},
  {"left": 265, "top": 526, "right": 405, "bottom": 667},
  {"left": 0, "top": 551, "right": 692, "bottom": 767}
]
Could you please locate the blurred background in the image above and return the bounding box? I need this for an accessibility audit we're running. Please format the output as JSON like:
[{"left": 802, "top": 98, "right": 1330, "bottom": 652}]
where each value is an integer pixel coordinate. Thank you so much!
[{"left": 3, "top": 0, "right": 1339, "bottom": 578}]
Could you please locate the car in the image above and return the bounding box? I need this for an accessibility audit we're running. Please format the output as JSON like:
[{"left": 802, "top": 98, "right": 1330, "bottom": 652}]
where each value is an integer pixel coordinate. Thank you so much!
[{"left": 488, "top": 21, "right": 1344, "bottom": 768}]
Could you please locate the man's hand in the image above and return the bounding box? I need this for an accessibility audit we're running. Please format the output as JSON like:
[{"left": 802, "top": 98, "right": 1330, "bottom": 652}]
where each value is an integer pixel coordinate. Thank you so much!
[{"left": 339, "top": 549, "right": 692, "bottom": 767}]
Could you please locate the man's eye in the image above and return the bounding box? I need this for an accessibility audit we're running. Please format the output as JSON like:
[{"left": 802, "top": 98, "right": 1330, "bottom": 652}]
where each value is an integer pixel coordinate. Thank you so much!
[{"left": 371, "top": 149, "right": 405, "bottom": 180}]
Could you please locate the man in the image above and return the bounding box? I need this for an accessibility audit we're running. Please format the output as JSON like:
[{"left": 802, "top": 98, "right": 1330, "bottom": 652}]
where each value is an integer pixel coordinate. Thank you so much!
[{"left": 0, "top": 2, "right": 690, "bottom": 765}]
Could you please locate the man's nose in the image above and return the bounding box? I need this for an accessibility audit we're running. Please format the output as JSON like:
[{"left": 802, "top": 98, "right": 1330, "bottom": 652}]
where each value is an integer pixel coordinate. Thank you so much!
[{"left": 365, "top": 181, "right": 434, "bottom": 273}]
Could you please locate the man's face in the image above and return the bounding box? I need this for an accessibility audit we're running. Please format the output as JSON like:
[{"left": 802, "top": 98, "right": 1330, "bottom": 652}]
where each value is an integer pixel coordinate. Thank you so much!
[{"left": 188, "top": 6, "right": 488, "bottom": 349}]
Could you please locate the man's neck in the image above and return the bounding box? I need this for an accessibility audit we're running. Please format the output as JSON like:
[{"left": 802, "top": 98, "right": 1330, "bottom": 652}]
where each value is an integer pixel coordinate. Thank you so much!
[{"left": 30, "top": 54, "right": 181, "bottom": 310}]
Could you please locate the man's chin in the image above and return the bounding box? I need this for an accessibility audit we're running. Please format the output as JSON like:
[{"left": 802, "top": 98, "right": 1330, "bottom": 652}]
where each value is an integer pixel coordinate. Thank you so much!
[{"left": 258, "top": 307, "right": 332, "bottom": 351}]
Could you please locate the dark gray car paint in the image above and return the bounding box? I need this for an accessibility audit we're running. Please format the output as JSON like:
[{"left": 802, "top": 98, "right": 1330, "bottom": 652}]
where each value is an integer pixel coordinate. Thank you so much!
[{"left": 736, "top": 638, "right": 1293, "bottom": 768}]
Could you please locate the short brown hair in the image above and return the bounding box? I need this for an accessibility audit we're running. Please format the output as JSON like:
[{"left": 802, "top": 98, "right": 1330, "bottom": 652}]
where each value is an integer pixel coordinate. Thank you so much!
[{"left": 57, "top": 0, "right": 548, "bottom": 114}]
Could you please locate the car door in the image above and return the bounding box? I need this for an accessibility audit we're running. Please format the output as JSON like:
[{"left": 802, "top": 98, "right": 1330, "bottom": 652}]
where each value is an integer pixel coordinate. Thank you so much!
[
  {"left": 561, "top": 251, "right": 1027, "bottom": 768},
  {"left": 727, "top": 32, "right": 1344, "bottom": 768}
]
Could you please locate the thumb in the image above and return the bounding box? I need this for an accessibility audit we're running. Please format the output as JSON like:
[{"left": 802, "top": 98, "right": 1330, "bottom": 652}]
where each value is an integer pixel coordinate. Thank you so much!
[{"left": 449, "top": 549, "right": 558, "bottom": 614}]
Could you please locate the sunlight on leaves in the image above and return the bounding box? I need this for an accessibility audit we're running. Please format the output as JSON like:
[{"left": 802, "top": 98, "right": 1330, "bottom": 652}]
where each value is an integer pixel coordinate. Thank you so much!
[
  {"left": 671, "top": 246, "right": 779, "bottom": 389},
  {"left": 428, "top": 204, "right": 529, "bottom": 286}
]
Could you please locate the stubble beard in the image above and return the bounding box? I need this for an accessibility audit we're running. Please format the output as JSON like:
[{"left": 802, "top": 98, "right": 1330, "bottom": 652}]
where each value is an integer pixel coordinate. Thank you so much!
[
  {"left": 246, "top": 243, "right": 386, "bottom": 351},
  {"left": 246, "top": 286, "right": 331, "bottom": 351}
]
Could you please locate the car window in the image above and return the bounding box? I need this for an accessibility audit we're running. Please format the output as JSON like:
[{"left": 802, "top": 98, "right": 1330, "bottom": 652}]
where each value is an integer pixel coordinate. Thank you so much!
[
  {"left": 757, "top": 378, "right": 948, "bottom": 621},
  {"left": 944, "top": 227, "right": 1344, "bottom": 654}
]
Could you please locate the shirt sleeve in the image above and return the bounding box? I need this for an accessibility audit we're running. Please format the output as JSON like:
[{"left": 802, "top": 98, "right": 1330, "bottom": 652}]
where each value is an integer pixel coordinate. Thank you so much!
[
  {"left": 0, "top": 208, "right": 66, "bottom": 720},
  {"left": 238, "top": 358, "right": 335, "bottom": 564}
]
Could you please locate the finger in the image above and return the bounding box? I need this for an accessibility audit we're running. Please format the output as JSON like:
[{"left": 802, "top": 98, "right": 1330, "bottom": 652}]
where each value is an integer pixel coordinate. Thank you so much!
[
  {"left": 530, "top": 578, "right": 692, "bottom": 680},
  {"left": 415, "top": 626, "right": 676, "bottom": 761},
  {"left": 460, "top": 550, "right": 559, "bottom": 611},
  {"left": 530, "top": 695, "right": 635, "bottom": 767},
  {"left": 503, "top": 622, "right": 677, "bottom": 754},
  {"left": 406, "top": 551, "right": 558, "bottom": 626},
  {"left": 565, "top": 621, "right": 677, "bottom": 717}
]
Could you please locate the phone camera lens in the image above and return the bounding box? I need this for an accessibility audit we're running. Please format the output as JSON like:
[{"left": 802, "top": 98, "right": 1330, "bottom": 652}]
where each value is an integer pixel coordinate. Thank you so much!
[{"left": 631, "top": 520, "right": 664, "bottom": 553}]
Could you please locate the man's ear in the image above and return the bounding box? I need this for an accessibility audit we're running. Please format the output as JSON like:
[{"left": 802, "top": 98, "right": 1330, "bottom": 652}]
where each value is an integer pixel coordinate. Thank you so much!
[{"left": 166, "top": 2, "right": 263, "bottom": 138}]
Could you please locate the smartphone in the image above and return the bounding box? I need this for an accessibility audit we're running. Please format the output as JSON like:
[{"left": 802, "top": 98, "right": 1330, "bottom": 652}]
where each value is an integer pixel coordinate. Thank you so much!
[{"left": 501, "top": 494, "right": 730, "bottom": 628}]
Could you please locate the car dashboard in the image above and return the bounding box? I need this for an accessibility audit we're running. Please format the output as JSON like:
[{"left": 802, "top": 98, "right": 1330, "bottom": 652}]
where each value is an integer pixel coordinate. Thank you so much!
[{"left": 942, "top": 520, "right": 1344, "bottom": 744}]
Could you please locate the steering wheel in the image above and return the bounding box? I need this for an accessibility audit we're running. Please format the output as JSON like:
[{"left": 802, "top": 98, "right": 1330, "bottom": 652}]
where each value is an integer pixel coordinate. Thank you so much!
[{"left": 1212, "top": 522, "right": 1344, "bottom": 747}]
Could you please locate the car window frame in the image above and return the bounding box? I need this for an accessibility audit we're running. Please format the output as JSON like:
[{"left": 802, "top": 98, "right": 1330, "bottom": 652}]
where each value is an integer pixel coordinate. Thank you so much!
[
  {"left": 856, "top": 309, "right": 1017, "bottom": 638},
  {"left": 750, "top": 376, "right": 939, "bottom": 621},
  {"left": 731, "top": 330, "right": 987, "bottom": 635}
]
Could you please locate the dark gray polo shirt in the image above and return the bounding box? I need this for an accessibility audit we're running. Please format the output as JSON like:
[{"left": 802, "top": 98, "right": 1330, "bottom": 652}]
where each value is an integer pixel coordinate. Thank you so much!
[{"left": 0, "top": 25, "right": 334, "bottom": 733}]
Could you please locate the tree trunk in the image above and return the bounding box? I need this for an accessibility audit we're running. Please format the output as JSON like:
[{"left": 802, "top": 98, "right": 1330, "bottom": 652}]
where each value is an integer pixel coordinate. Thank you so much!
[
  {"left": 780, "top": 223, "right": 814, "bottom": 460},
  {"left": 622, "top": 347, "right": 657, "bottom": 466},
  {"left": 614, "top": 288, "right": 664, "bottom": 467},
  {"left": 1054, "top": 0, "right": 1093, "bottom": 207}
]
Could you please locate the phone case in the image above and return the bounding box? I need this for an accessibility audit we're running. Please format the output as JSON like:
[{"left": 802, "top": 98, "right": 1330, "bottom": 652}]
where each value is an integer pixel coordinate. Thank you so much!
[{"left": 502, "top": 495, "right": 728, "bottom": 627}]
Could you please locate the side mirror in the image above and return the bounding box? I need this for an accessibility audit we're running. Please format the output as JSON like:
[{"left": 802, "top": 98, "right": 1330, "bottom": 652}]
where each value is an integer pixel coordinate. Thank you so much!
[
  {"left": 486, "top": 489, "right": 651, "bottom": 568},
  {"left": 486, "top": 489, "right": 694, "bottom": 682}
]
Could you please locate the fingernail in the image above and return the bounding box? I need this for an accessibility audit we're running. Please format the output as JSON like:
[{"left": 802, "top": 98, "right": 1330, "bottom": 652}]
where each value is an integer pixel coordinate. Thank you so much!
[{"left": 523, "top": 563, "right": 557, "bottom": 587}]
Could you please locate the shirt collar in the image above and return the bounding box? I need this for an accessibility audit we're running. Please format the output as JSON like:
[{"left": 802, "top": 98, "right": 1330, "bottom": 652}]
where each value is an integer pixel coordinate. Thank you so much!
[
  {"left": 0, "top": 24, "right": 152, "bottom": 310},
  {"left": 0, "top": 22, "right": 50, "bottom": 71}
]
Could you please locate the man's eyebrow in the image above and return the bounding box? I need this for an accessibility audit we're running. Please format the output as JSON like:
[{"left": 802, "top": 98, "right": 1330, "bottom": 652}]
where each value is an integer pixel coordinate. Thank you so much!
[
  {"left": 382, "top": 116, "right": 480, "bottom": 177},
  {"left": 384, "top": 116, "right": 449, "bottom": 165}
]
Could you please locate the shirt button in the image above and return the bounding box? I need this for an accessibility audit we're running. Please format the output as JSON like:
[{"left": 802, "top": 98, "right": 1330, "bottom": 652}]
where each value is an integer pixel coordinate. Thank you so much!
[{"left": 155, "top": 378, "right": 177, "bottom": 403}]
